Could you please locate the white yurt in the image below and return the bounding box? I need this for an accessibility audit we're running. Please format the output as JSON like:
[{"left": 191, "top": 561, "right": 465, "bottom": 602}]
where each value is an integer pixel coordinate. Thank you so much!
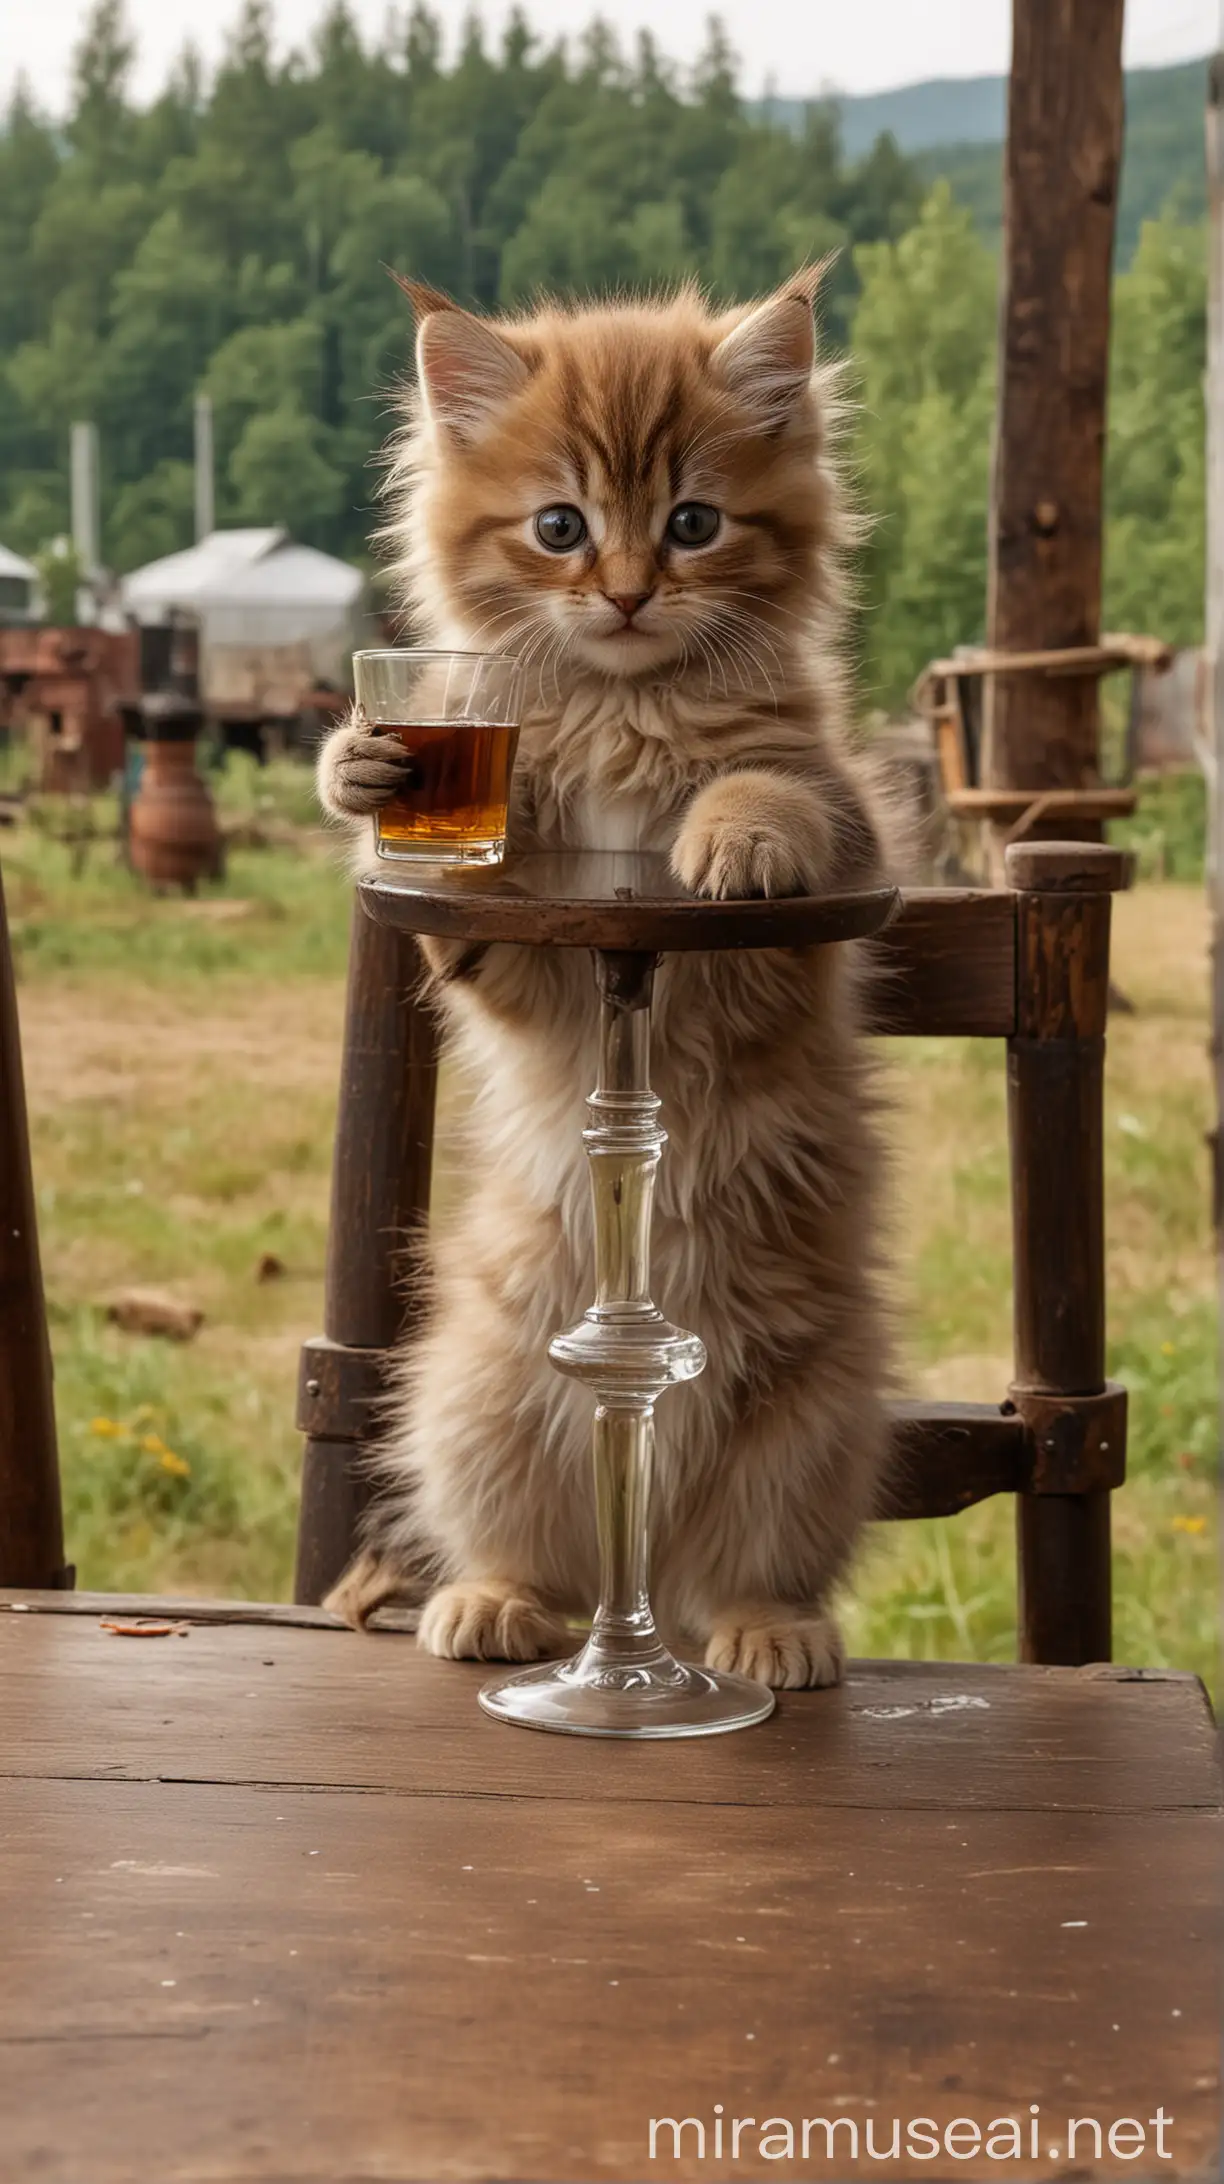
[
  {"left": 0, "top": 543, "right": 38, "bottom": 623},
  {"left": 121, "top": 529, "right": 368, "bottom": 708}
]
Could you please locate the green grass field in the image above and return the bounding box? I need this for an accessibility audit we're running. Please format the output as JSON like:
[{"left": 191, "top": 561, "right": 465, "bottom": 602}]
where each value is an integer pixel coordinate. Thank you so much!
[{"left": 4, "top": 763, "right": 1217, "bottom": 1687}]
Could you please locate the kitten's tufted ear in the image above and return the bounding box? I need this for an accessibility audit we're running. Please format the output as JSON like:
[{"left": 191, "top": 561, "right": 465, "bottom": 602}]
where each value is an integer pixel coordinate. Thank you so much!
[
  {"left": 711, "top": 265, "right": 828, "bottom": 429},
  {"left": 388, "top": 271, "right": 529, "bottom": 444}
]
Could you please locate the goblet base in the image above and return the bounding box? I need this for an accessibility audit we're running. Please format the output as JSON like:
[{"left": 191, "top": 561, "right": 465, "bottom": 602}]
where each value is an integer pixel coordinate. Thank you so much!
[{"left": 478, "top": 1641, "right": 775, "bottom": 1740}]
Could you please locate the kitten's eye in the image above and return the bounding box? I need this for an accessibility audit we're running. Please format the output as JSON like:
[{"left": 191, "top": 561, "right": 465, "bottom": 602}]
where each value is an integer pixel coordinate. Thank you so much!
[
  {"left": 666, "top": 502, "right": 721, "bottom": 548},
  {"left": 534, "top": 505, "right": 588, "bottom": 552}
]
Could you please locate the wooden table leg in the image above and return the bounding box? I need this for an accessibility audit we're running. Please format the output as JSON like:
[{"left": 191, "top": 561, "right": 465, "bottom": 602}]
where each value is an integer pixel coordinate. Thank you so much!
[
  {"left": 1005, "top": 841, "right": 1130, "bottom": 1664},
  {"left": 294, "top": 901, "right": 438, "bottom": 1604},
  {"left": 0, "top": 856, "right": 69, "bottom": 1590}
]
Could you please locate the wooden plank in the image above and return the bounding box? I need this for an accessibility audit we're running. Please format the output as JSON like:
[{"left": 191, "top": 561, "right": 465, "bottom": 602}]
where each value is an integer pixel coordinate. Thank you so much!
[
  {"left": 0, "top": 1614, "right": 1216, "bottom": 1814},
  {"left": 359, "top": 863, "right": 1016, "bottom": 1041},
  {"left": 946, "top": 788, "right": 1136, "bottom": 820},
  {"left": 0, "top": 1590, "right": 353, "bottom": 1632},
  {"left": 984, "top": 0, "right": 1126, "bottom": 801},
  {"left": 1009, "top": 864, "right": 1114, "bottom": 1664},
  {"left": 936, "top": 701, "right": 968, "bottom": 794},
  {"left": 362, "top": 858, "right": 900, "bottom": 953},
  {"left": 1208, "top": 60, "right": 1224, "bottom": 1245},
  {"left": 871, "top": 890, "right": 1016, "bottom": 1038},
  {"left": 1004, "top": 841, "right": 1132, "bottom": 895},
  {"left": 0, "top": 858, "right": 66, "bottom": 1589},
  {"left": 0, "top": 1774, "right": 1216, "bottom": 2182},
  {"left": 321, "top": 902, "right": 437, "bottom": 1353},
  {"left": 883, "top": 1402, "right": 1025, "bottom": 1515},
  {"left": 295, "top": 899, "right": 439, "bottom": 1605},
  {"left": 930, "top": 637, "right": 1172, "bottom": 681}
]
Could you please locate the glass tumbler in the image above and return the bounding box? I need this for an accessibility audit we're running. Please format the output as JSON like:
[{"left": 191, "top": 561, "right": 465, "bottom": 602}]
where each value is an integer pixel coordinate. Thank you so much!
[{"left": 353, "top": 648, "right": 523, "bottom": 867}]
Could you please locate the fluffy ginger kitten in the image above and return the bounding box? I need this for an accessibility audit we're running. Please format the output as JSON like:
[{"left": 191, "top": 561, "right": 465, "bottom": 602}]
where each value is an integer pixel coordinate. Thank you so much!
[{"left": 317, "top": 268, "right": 895, "bottom": 1688}]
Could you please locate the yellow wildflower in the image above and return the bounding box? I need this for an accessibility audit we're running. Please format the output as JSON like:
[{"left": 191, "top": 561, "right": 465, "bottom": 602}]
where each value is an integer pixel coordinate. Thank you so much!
[
  {"left": 90, "top": 1417, "right": 124, "bottom": 1438},
  {"left": 158, "top": 1450, "right": 191, "bottom": 1480},
  {"left": 140, "top": 1433, "right": 169, "bottom": 1456},
  {"left": 1172, "top": 1515, "right": 1206, "bottom": 1536},
  {"left": 1160, "top": 1341, "right": 1177, "bottom": 1357}
]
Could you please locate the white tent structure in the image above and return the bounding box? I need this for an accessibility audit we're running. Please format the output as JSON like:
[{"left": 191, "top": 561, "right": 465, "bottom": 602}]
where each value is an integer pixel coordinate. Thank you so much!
[
  {"left": 0, "top": 542, "right": 38, "bottom": 622},
  {"left": 121, "top": 529, "right": 367, "bottom": 701}
]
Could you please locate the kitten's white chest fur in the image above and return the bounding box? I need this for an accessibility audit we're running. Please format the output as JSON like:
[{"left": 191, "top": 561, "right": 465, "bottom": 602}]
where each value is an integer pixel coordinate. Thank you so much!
[{"left": 570, "top": 789, "right": 658, "bottom": 853}]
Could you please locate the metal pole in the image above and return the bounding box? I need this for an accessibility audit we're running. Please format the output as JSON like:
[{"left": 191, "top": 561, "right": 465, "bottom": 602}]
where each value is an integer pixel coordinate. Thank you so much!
[
  {"left": 194, "top": 394, "right": 215, "bottom": 544},
  {"left": 69, "top": 421, "right": 100, "bottom": 623}
]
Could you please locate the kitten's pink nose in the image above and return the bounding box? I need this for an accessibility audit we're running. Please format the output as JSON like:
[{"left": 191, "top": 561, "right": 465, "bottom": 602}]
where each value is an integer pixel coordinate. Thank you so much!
[{"left": 605, "top": 590, "right": 654, "bottom": 623}]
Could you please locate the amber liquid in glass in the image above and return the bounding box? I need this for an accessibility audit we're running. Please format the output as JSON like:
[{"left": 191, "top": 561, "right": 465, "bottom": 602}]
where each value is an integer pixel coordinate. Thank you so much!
[{"left": 374, "top": 719, "right": 519, "bottom": 862}]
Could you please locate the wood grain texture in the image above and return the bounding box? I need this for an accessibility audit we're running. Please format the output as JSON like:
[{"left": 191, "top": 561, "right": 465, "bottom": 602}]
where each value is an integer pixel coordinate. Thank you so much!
[
  {"left": 321, "top": 900, "right": 438, "bottom": 1350},
  {"left": 947, "top": 786, "right": 1135, "bottom": 822},
  {"left": 984, "top": 0, "right": 1127, "bottom": 800},
  {"left": 1004, "top": 841, "right": 1133, "bottom": 895},
  {"left": 0, "top": 859, "right": 66, "bottom": 1590},
  {"left": 1, "top": 1614, "right": 1217, "bottom": 1815},
  {"left": 0, "top": 1590, "right": 348, "bottom": 1631},
  {"left": 361, "top": 854, "right": 900, "bottom": 953},
  {"left": 366, "top": 871, "right": 1018, "bottom": 1040},
  {"left": 0, "top": 1615, "right": 1217, "bottom": 2184},
  {"left": 1016, "top": 1490, "right": 1113, "bottom": 1675},
  {"left": 1010, "top": 892, "right": 1112, "bottom": 1387},
  {"left": 294, "top": 899, "right": 439, "bottom": 1606},
  {"left": 883, "top": 1402, "right": 1027, "bottom": 1516},
  {"left": 870, "top": 890, "right": 1017, "bottom": 1038},
  {"left": 1210, "top": 57, "right": 1224, "bottom": 1256},
  {"left": 1008, "top": 879, "right": 1115, "bottom": 1665}
]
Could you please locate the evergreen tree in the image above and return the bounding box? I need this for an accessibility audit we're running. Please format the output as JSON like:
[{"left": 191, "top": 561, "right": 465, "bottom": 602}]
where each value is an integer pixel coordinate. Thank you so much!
[
  {"left": 66, "top": 0, "right": 136, "bottom": 169},
  {"left": 0, "top": 2, "right": 927, "bottom": 574},
  {"left": 2, "top": 0, "right": 1198, "bottom": 693},
  {"left": 850, "top": 184, "right": 998, "bottom": 706},
  {"left": 1105, "top": 216, "right": 1207, "bottom": 648}
]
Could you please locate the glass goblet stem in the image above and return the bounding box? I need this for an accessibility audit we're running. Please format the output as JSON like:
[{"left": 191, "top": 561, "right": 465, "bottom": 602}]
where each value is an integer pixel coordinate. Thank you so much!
[
  {"left": 547, "top": 950, "right": 705, "bottom": 1687},
  {"left": 478, "top": 946, "right": 774, "bottom": 1735}
]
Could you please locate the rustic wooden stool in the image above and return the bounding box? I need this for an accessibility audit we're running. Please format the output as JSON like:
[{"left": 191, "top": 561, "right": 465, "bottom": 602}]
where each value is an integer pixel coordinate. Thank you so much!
[
  {"left": 913, "top": 636, "right": 1171, "bottom": 850},
  {"left": 299, "top": 838, "right": 1133, "bottom": 1668},
  {"left": 0, "top": 839, "right": 1218, "bottom": 2180},
  {"left": 354, "top": 855, "right": 898, "bottom": 1740}
]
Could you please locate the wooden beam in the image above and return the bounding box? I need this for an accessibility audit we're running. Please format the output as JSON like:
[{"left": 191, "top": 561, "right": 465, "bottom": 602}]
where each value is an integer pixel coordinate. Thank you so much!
[
  {"left": 0, "top": 858, "right": 67, "bottom": 1588},
  {"left": 984, "top": 0, "right": 1126, "bottom": 803},
  {"left": 871, "top": 889, "right": 1017, "bottom": 1038},
  {"left": 294, "top": 902, "right": 439, "bottom": 1605},
  {"left": 1208, "top": 54, "right": 1224, "bottom": 1240}
]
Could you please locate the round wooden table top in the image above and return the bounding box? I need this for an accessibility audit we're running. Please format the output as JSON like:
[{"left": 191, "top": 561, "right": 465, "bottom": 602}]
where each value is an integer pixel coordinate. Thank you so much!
[{"left": 360, "top": 851, "right": 900, "bottom": 953}]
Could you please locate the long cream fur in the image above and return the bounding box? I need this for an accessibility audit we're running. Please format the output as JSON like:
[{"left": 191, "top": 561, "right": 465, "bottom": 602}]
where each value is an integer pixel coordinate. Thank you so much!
[{"left": 316, "top": 274, "right": 897, "bottom": 1688}]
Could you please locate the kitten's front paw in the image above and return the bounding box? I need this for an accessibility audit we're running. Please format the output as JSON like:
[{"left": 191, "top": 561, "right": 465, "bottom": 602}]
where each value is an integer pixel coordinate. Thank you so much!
[
  {"left": 706, "top": 1610, "right": 844, "bottom": 1690},
  {"left": 671, "top": 773, "right": 832, "bottom": 900},
  {"left": 316, "top": 715, "right": 418, "bottom": 819},
  {"left": 324, "top": 1549, "right": 420, "bottom": 1630},
  {"left": 417, "top": 1579, "right": 567, "bottom": 1662}
]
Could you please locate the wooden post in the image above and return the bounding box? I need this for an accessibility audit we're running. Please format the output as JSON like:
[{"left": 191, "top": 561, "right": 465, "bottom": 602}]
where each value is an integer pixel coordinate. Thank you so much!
[
  {"left": 1208, "top": 54, "right": 1224, "bottom": 1234},
  {"left": 0, "top": 857, "right": 69, "bottom": 1590},
  {"left": 293, "top": 904, "right": 438, "bottom": 1604},
  {"left": 1005, "top": 840, "right": 1131, "bottom": 1664},
  {"left": 984, "top": 0, "right": 1126, "bottom": 809}
]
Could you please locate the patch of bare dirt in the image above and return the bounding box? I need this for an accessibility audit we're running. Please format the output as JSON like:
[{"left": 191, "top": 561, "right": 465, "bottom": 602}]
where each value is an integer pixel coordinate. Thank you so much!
[{"left": 15, "top": 978, "right": 345, "bottom": 1111}]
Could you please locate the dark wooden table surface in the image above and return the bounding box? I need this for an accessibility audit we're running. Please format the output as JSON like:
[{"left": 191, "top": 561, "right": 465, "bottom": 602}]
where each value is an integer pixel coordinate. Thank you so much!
[
  {"left": 360, "top": 851, "right": 901, "bottom": 951},
  {"left": 1, "top": 1595, "right": 1218, "bottom": 2182}
]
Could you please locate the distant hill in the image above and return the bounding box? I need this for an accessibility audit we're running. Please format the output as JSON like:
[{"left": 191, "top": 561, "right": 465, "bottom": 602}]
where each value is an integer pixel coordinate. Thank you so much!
[
  {"left": 759, "top": 75, "right": 1006, "bottom": 157},
  {"left": 758, "top": 56, "right": 1211, "bottom": 259}
]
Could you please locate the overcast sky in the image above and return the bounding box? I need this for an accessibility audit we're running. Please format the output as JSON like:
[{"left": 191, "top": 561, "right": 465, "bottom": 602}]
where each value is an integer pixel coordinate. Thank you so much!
[{"left": 4, "top": 0, "right": 1221, "bottom": 115}]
